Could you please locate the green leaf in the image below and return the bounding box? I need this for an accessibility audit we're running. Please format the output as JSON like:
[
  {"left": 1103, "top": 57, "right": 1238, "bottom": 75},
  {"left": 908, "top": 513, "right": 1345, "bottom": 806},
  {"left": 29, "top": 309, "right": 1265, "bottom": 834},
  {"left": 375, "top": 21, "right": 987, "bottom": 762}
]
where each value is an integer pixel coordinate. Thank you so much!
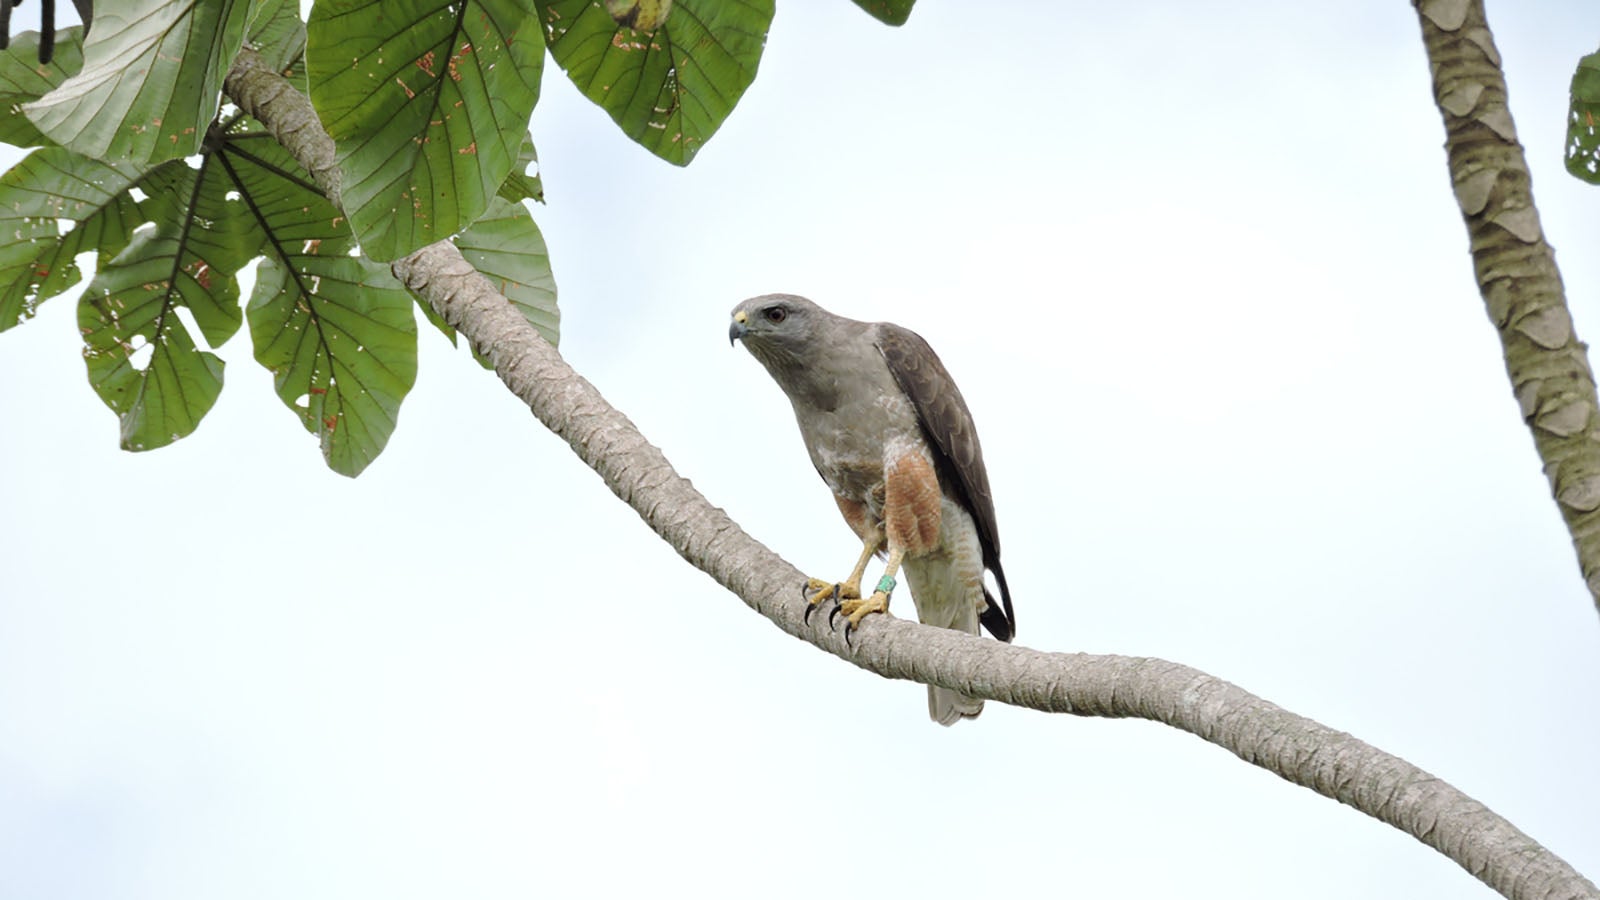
[
  {"left": 130, "top": 155, "right": 264, "bottom": 346},
  {"left": 454, "top": 197, "right": 558, "bottom": 349},
  {"left": 417, "top": 130, "right": 544, "bottom": 349},
  {"left": 73, "top": 146, "right": 263, "bottom": 452},
  {"left": 498, "top": 133, "right": 545, "bottom": 205},
  {"left": 22, "top": 0, "right": 253, "bottom": 165},
  {"left": 426, "top": 197, "right": 557, "bottom": 367},
  {"left": 245, "top": 0, "right": 309, "bottom": 76},
  {"left": 229, "top": 136, "right": 418, "bottom": 476},
  {"left": 78, "top": 229, "right": 227, "bottom": 452},
  {"left": 539, "top": 0, "right": 773, "bottom": 166},
  {"left": 0, "top": 147, "right": 145, "bottom": 331},
  {"left": 248, "top": 254, "right": 418, "bottom": 477},
  {"left": 0, "top": 27, "right": 85, "bottom": 148},
  {"left": 307, "top": 0, "right": 545, "bottom": 262},
  {"left": 849, "top": 0, "right": 914, "bottom": 26},
  {"left": 1567, "top": 49, "right": 1600, "bottom": 185}
]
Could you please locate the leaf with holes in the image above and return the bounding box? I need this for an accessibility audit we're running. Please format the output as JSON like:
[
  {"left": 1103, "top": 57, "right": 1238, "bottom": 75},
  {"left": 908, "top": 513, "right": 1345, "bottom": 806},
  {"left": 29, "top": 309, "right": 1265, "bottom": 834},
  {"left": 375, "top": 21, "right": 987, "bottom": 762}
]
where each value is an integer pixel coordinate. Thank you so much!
[
  {"left": 307, "top": 0, "right": 545, "bottom": 262},
  {"left": 22, "top": 0, "right": 254, "bottom": 165},
  {"left": 130, "top": 155, "right": 264, "bottom": 347},
  {"left": 539, "top": 0, "right": 773, "bottom": 166},
  {"left": 849, "top": 0, "right": 914, "bottom": 26},
  {"left": 0, "top": 27, "right": 85, "bottom": 148},
  {"left": 0, "top": 147, "right": 146, "bottom": 332},
  {"left": 1567, "top": 49, "right": 1600, "bottom": 185},
  {"left": 498, "top": 133, "right": 544, "bottom": 205},
  {"left": 248, "top": 255, "right": 418, "bottom": 476},
  {"left": 228, "top": 134, "right": 418, "bottom": 476},
  {"left": 455, "top": 197, "right": 558, "bottom": 347},
  {"left": 214, "top": 122, "right": 361, "bottom": 256},
  {"left": 78, "top": 229, "right": 226, "bottom": 452}
]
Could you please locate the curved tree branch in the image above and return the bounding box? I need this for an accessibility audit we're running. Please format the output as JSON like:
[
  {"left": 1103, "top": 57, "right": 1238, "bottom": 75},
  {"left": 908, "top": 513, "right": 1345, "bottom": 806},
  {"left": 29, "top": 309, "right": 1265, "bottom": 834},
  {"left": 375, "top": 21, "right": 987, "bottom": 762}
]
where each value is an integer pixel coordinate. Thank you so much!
[
  {"left": 1414, "top": 0, "right": 1600, "bottom": 615},
  {"left": 224, "top": 48, "right": 1599, "bottom": 900}
]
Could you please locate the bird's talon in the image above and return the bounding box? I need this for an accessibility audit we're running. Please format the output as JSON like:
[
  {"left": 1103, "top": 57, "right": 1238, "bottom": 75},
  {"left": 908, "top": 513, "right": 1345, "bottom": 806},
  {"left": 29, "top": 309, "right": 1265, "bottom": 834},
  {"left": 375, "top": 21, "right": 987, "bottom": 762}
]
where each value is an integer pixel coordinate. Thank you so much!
[
  {"left": 838, "top": 591, "right": 891, "bottom": 635},
  {"left": 803, "top": 579, "right": 842, "bottom": 606},
  {"left": 803, "top": 582, "right": 835, "bottom": 625},
  {"left": 804, "top": 593, "right": 838, "bottom": 626},
  {"left": 801, "top": 578, "right": 827, "bottom": 625},
  {"left": 803, "top": 576, "right": 859, "bottom": 628}
]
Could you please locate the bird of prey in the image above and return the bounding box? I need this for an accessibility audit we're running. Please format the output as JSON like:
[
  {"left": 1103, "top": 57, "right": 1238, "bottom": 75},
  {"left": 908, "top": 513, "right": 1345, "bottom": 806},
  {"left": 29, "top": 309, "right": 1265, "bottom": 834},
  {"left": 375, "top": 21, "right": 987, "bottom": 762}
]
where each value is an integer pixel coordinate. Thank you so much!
[{"left": 728, "top": 294, "right": 1014, "bottom": 725}]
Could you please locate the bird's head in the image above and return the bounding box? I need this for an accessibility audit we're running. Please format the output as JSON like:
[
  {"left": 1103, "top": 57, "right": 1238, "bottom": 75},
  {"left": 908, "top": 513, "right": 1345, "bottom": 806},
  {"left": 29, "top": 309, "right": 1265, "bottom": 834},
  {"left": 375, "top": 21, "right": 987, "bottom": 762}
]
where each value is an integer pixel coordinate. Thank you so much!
[
  {"left": 729, "top": 293, "right": 855, "bottom": 411},
  {"left": 728, "top": 294, "right": 822, "bottom": 367}
]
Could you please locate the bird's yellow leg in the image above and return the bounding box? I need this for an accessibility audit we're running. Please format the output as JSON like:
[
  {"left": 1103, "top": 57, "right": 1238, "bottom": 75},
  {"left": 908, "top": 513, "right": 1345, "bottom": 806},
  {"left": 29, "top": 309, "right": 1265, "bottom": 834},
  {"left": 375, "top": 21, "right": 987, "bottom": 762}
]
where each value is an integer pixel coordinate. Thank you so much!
[
  {"left": 806, "top": 531, "right": 882, "bottom": 609},
  {"left": 839, "top": 547, "right": 904, "bottom": 629}
]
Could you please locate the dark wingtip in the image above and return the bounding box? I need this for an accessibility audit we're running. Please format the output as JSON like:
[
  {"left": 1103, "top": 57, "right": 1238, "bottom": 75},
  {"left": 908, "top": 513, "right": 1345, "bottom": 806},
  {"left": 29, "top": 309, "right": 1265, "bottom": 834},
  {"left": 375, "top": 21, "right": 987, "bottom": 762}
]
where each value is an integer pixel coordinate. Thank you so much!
[
  {"left": 979, "top": 598, "right": 1012, "bottom": 642},
  {"left": 980, "top": 569, "right": 1015, "bottom": 642}
]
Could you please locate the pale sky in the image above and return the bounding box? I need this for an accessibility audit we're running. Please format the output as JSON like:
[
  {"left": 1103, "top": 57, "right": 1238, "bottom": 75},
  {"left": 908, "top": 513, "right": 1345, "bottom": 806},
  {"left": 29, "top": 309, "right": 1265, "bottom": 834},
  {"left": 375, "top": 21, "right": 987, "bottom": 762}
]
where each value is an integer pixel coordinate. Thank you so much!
[{"left": 3, "top": 2, "right": 1600, "bottom": 898}]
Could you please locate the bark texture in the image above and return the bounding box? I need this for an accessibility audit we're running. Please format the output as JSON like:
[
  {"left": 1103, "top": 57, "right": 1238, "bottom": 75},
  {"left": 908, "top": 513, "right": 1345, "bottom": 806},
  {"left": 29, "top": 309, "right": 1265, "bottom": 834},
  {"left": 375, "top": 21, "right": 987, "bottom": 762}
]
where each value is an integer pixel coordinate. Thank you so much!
[
  {"left": 222, "top": 48, "right": 1598, "bottom": 900},
  {"left": 1414, "top": 0, "right": 1600, "bottom": 612}
]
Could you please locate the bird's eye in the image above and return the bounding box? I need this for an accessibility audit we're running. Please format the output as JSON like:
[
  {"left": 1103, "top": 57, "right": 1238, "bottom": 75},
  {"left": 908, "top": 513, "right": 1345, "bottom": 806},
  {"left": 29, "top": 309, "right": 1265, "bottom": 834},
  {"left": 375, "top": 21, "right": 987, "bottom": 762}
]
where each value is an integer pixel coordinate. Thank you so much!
[{"left": 763, "top": 306, "right": 787, "bottom": 324}]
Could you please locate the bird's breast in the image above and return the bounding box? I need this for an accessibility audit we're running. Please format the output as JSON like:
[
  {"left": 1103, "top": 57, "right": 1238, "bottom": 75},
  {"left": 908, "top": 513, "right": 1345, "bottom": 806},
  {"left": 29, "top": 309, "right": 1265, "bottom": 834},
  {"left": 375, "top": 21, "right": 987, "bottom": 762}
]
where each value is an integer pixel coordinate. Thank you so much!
[{"left": 795, "top": 391, "right": 924, "bottom": 515}]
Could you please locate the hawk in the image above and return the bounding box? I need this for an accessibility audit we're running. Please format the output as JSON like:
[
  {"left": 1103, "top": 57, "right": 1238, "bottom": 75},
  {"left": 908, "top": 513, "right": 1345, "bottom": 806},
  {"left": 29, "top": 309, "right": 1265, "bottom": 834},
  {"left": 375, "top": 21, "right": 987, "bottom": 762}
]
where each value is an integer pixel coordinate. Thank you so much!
[{"left": 728, "top": 294, "right": 1015, "bottom": 725}]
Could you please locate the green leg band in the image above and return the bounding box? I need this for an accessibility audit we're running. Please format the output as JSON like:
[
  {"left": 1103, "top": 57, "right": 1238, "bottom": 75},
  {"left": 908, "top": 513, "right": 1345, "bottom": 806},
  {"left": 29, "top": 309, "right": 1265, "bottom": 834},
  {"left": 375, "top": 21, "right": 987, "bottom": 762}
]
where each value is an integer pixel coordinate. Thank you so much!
[{"left": 875, "top": 574, "right": 897, "bottom": 595}]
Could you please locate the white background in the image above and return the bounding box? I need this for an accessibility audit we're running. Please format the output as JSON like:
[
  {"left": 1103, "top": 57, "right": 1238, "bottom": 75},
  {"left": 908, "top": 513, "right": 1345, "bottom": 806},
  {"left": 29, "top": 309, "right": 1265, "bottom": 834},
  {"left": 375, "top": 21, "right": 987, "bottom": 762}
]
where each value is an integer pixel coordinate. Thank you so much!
[{"left": 3, "top": 1, "right": 1599, "bottom": 898}]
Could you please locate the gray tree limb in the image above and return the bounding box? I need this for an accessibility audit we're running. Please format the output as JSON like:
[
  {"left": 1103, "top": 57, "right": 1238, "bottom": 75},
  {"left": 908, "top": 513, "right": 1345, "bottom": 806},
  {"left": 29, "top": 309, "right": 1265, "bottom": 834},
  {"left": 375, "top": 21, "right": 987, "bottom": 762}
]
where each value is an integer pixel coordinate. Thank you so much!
[
  {"left": 1413, "top": 0, "right": 1600, "bottom": 615},
  {"left": 224, "top": 47, "right": 1597, "bottom": 900}
]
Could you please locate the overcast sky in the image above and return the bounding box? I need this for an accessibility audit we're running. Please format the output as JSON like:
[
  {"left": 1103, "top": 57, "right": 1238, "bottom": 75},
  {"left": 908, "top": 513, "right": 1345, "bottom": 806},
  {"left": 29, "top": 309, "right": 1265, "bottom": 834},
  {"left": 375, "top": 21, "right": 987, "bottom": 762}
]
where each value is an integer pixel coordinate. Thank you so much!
[{"left": 3, "top": 1, "right": 1600, "bottom": 898}]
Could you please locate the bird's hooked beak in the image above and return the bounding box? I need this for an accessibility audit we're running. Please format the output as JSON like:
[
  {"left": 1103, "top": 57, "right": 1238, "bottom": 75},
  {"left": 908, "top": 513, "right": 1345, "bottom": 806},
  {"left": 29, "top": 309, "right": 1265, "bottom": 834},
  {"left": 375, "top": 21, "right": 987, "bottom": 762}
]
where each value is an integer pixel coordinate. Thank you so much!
[{"left": 728, "top": 309, "right": 749, "bottom": 346}]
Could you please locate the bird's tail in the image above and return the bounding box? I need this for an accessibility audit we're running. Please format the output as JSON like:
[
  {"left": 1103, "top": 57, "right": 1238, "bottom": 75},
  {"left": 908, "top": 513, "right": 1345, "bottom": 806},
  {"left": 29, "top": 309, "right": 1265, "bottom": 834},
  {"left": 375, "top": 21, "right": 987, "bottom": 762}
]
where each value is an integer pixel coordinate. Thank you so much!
[
  {"left": 928, "top": 687, "right": 983, "bottom": 726},
  {"left": 902, "top": 554, "right": 986, "bottom": 725}
]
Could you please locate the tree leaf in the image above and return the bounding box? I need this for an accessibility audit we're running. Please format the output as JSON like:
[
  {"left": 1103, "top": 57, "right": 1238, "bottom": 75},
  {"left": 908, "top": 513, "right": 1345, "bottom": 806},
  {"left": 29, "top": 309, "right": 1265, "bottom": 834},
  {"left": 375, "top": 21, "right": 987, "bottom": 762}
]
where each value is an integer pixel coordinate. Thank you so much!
[
  {"left": 0, "top": 27, "right": 85, "bottom": 148},
  {"left": 248, "top": 254, "right": 418, "bottom": 477},
  {"left": 1567, "top": 49, "right": 1600, "bottom": 185},
  {"left": 78, "top": 229, "right": 226, "bottom": 452},
  {"left": 498, "top": 132, "right": 545, "bottom": 205},
  {"left": 73, "top": 144, "right": 265, "bottom": 451},
  {"left": 419, "top": 197, "right": 558, "bottom": 364},
  {"left": 21, "top": 0, "right": 253, "bottom": 165},
  {"left": 539, "top": 0, "right": 773, "bottom": 166},
  {"left": 245, "top": 0, "right": 309, "bottom": 77},
  {"left": 229, "top": 136, "right": 418, "bottom": 476},
  {"left": 129, "top": 154, "right": 264, "bottom": 346},
  {"left": 0, "top": 146, "right": 145, "bottom": 331},
  {"left": 849, "top": 0, "right": 914, "bottom": 26},
  {"left": 455, "top": 196, "right": 558, "bottom": 348},
  {"left": 306, "top": 0, "right": 545, "bottom": 262}
]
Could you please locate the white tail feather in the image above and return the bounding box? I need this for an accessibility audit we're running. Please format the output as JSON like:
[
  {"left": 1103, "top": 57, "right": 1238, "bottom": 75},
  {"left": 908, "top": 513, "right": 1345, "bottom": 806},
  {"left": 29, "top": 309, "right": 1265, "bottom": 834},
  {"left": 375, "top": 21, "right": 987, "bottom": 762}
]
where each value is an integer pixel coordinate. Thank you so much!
[{"left": 928, "top": 686, "right": 983, "bottom": 725}]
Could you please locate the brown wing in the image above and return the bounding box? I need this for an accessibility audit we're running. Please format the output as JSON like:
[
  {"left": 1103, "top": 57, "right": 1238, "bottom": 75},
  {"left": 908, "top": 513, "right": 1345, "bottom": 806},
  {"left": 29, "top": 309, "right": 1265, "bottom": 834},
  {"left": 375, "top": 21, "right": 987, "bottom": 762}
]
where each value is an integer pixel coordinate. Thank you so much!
[{"left": 875, "top": 323, "right": 1015, "bottom": 641}]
